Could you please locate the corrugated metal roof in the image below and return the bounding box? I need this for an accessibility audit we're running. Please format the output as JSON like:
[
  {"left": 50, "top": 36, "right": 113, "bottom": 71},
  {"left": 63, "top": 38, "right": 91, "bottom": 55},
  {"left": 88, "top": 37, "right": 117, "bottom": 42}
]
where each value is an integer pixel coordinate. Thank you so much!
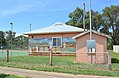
[{"left": 24, "top": 22, "right": 84, "bottom": 35}]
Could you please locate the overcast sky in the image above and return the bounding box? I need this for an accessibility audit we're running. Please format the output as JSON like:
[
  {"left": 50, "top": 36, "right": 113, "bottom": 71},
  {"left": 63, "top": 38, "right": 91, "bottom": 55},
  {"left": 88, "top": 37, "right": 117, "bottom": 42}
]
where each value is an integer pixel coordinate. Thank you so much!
[{"left": 0, "top": 0, "right": 118, "bottom": 34}]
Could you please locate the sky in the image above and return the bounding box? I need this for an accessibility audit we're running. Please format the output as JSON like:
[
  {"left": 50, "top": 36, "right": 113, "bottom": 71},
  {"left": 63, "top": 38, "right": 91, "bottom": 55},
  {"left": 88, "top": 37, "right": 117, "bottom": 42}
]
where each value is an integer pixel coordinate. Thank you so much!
[{"left": 0, "top": 0, "right": 118, "bottom": 34}]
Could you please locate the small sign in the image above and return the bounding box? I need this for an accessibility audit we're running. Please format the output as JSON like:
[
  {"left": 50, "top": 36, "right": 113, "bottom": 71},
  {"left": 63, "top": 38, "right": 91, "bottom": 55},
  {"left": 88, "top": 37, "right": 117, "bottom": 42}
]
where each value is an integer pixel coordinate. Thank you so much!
[{"left": 87, "top": 40, "right": 96, "bottom": 49}]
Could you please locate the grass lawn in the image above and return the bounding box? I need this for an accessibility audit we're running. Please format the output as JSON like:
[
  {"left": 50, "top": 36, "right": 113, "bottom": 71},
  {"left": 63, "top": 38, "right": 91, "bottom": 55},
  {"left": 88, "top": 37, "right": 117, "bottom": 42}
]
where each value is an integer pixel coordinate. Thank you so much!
[
  {"left": 0, "top": 52, "right": 119, "bottom": 77},
  {"left": 0, "top": 74, "right": 24, "bottom": 78},
  {"left": 111, "top": 52, "right": 119, "bottom": 70}
]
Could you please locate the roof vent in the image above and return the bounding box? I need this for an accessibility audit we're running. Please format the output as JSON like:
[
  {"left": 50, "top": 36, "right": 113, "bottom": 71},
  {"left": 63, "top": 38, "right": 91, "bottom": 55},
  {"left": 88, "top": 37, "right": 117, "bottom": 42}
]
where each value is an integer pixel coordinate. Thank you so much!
[
  {"left": 54, "top": 23, "right": 63, "bottom": 26},
  {"left": 51, "top": 22, "right": 65, "bottom": 27}
]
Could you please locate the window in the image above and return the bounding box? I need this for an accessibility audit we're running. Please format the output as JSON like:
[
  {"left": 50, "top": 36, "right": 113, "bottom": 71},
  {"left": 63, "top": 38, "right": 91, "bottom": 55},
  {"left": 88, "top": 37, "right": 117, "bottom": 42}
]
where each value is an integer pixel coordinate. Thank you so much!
[{"left": 52, "top": 37, "right": 62, "bottom": 47}]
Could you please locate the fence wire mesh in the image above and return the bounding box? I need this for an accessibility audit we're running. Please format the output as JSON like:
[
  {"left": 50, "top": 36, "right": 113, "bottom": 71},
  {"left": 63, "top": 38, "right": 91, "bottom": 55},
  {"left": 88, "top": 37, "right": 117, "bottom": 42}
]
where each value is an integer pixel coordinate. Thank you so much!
[{"left": 0, "top": 49, "right": 28, "bottom": 62}]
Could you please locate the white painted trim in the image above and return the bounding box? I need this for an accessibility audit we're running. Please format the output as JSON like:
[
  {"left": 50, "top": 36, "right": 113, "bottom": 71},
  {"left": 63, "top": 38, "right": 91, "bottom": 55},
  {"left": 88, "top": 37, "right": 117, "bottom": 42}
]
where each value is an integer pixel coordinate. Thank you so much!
[
  {"left": 29, "top": 46, "right": 32, "bottom": 53},
  {"left": 36, "top": 46, "right": 38, "bottom": 52}
]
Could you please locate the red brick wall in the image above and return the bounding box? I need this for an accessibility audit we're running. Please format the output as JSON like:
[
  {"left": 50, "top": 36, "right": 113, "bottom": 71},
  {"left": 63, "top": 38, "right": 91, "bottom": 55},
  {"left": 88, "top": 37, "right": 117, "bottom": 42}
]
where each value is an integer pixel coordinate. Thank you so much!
[{"left": 76, "top": 32, "right": 108, "bottom": 64}]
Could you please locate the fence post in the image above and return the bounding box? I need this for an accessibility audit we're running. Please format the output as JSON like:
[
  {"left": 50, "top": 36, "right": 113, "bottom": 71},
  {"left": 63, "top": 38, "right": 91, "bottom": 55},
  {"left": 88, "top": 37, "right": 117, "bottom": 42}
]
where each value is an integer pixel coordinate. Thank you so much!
[
  {"left": 49, "top": 42, "right": 53, "bottom": 66},
  {"left": 6, "top": 49, "right": 9, "bottom": 62},
  {"left": 108, "top": 50, "right": 112, "bottom": 70},
  {"left": 50, "top": 48, "right": 52, "bottom": 66}
]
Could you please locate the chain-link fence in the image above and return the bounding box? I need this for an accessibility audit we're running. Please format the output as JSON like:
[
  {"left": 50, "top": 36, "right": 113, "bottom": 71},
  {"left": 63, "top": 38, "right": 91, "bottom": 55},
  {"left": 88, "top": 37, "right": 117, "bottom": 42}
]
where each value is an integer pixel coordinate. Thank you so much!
[{"left": 0, "top": 49, "right": 28, "bottom": 62}]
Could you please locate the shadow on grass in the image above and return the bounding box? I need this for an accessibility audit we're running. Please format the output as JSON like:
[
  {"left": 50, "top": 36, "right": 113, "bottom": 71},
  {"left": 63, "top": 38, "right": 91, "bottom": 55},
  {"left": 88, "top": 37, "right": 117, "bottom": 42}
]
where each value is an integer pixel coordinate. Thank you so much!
[
  {"left": 0, "top": 74, "right": 10, "bottom": 78},
  {"left": 112, "top": 58, "right": 119, "bottom": 63}
]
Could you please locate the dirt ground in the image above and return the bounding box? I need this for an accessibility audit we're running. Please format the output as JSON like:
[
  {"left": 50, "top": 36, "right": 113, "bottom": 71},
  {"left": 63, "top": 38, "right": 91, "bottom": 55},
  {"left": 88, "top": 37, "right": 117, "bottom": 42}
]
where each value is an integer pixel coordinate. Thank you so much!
[{"left": 0, "top": 66, "right": 118, "bottom": 78}]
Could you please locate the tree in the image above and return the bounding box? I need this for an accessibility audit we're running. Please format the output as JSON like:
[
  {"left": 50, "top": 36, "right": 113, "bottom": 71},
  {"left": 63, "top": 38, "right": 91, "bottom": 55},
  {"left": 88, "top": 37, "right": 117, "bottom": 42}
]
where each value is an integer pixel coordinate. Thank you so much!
[
  {"left": 0, "top": 31, "right": 6, "bottom": 48},
  {"left": 14, "top": 35, "right": 28, "bottom": 49},
  {"left": 5, "top": 30, "right": 16, "bottom": 49},
  {"left": 66, "top": 7, "right": 103, "bottom": 31},
  {"left": 85, "top": 10, "right": 103, "bottom": 31},
  {"left": 66, "top": 7, "right": 83, "bottom": 28},
  {"left": 101, "top": 5, "right": 119, "bottom": 45}
]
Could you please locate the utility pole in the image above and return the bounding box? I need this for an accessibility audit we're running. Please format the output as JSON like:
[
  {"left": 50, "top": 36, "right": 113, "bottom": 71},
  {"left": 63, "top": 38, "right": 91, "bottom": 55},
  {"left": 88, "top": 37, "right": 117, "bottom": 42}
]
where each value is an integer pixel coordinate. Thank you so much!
[
  {"left": 83, "top": 3, "right": 86, "bottom": 31},
  {"left": 30, "top": 24, "right": 31, "bottom": 31},
  {"left": 89, "top": 0, "right": 92, "bottom": 40},
  {"left": 89, "top": 0, "right": 93, "bottom": 64},
  {"left": 10, "top": 23, "right": 13, "bottom": 56}
]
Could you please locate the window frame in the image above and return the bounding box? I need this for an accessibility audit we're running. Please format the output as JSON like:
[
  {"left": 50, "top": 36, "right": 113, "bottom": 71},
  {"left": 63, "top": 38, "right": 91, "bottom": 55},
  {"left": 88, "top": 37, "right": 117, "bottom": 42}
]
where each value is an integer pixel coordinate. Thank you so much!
[{"left": 52, "top": 37, "right": 62, "bottom": 47}]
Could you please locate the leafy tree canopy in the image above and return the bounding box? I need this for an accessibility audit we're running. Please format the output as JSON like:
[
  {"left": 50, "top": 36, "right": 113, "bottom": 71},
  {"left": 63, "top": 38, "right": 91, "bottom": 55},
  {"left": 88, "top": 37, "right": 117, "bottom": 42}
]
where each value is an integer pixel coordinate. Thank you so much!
[
  {"left": 101, "top": 5, "right": 119, "bottom": 45},
  {"left": 66, "top": 7, "right": 103, "bottom": 31},
  {"left": 66, "top": 5, "right": 119, "bottom": 45}
]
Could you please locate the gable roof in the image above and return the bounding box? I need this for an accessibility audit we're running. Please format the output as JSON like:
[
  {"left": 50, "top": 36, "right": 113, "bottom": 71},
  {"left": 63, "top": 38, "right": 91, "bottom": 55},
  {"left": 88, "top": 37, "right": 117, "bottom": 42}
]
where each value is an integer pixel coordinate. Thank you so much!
[
  {"left": 24, "top": 22, "right": 84, "bottom": 35},
  {"left": 72, "top": 30, "right": 111, "bottom": 39}
]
